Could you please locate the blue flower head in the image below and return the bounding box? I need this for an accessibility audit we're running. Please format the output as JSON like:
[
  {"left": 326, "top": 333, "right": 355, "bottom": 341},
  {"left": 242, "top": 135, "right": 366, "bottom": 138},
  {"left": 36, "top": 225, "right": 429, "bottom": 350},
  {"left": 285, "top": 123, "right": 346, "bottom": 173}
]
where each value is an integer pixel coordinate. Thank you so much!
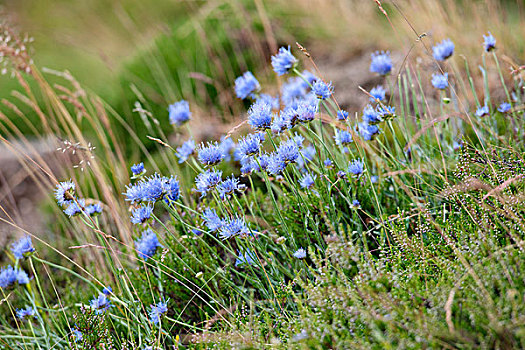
[
  {"left": 220, "top": 136, "right": 235, "bottom": 161},
  {"left": 219, "top": 217, "right": 249, "bottom": 240},
  {"left": 90, "top": 293, "right": 111, "bottom": 314},
  {"left": 235, "top": 249, "right": 256, "bottom": 267},
  {"left": 337, "top": 110, "right": 349, "bottom": 121},
  {"left": 277, "top": 138, "right": 301, "bottom": 164},
  {"left": 370, "top": 51, "right": 393, "bottom": 75},
  {"left": 164, "top": 176, "right": 180, "bottom": 203},
  {"left": 198, "top": 142, "right": 224, "bottom": 167},
  {"left": 431, "top": 73, "right": 449, "bottom": 90},
  {"left": 432, "top": 39, "right": 455, "bottom": 61},
  {"left": 175, "top": 139, "right": 195, "bottom": 163},
  {"left": 237, "top": 133, "right": 262, "bottom": 158},
  {"left": 370, "top": 85, "right": 386, "bottom": 102},
  {"left": 257, "top": 93, "right": 280, "bottom": 110},
  {"left": 72, "top": 329, "right": 83, "bottom": 342},
  {"left": 102, "top": 286, "right": 112, "bottom": 295},
  {"left": 218, "top": 176, "right": 241, "bottom": 199},
  {"left": 55, "top": 181, "right": 75, "bottom": 206},
  {"left": 377, "top": 105, "right": 395, "bottom": 118},
  {"left": 483, "top": 32, "right": 496, "bottom": 52},
  {"left": 300, "top": 174, "right": 316, "bottom": 189},
  {"left": 324, "top": 159, "right": 333, "bottom": 168},
  {"left": 475, "top": 105, "right": 489, "bottom": 117},
  {"left": 11, "top": 235, "right": 35, "bottom": 259},
  {"left": 235, "top": 71, "right": 260, "bottom": 99},
  {"left": 348, "top": 159, "right": 364, "bottom": 178},
  {"left": 248, "top": 100, "right": 272, "bottom": 130},
  {"left": 195, "top": 170, "right": 222, "bottom": 197},
  {"left": 498, "top": 102, "right": 511, "bottom": 113},
  {"left": 334, "top": 130, "right": 353, "bottom": 146},
  {"left": 293, "top": 248, "right": 307, "bottom": 259},
  {"left": 135, "top": 229, "right": 161, "bottom": 260},
  {"left": 312, "top": 80, "right": 333, "bottom": 100},
  {"left": 297, "top": 100, "right": 318, "bottom": 123},
  {"left": 16, "top": 306, "right": 36, "bottom": 320},
  {"left": 0, "top": 265, "right": 29, "bottom": 288},
  {"left": 64, "top": 199, "right": 85, "bottom": 217},
  {"left": 362, "top": 105, "right": 382, "bottom": 124},
  {"left": 271, "top": 46, "right": 297, "bottom": 76},
  {"left": 240, "top": 156, "right": 259, "bottom": 176},
  {"left": 352, "top": 199, "right": 361, "bottom": 209},
  {"left": 358, "top": 122, "right": 380, "bottom": 141},
  {"left": 168, "top": 100, "right": 191, "bottom": 126},
  {"left": 149, "top": 302, "right": 168, "bottom": 325},
  {"left": 267, "top": 154, "right": 287, "bottom": 175},
  {"left": 131, "top": 163, "right": 145, "bottom": 176},
  {"left": 141, "top": 174, "right": 167, "bottom": 202},
  {"left": 281, "top": 77, "right": 307, "bottom": 107},
  {"left": 301, "top": 70, "right": 318, "bottom": 88},
  {"left": 86, "top": 203, "right": 102, "bottom": 216},
  {"left": 131, "top": 204, "right": 153, "bottom": 225},
  {"left": 203, "top": 208, "right": 223, "bottom": 232},
  {"left": 296, "top": 145, "right": 316, "bottom": 170},
  {"left": 271, "top": 112, "right": 291, "bottom": 134}
]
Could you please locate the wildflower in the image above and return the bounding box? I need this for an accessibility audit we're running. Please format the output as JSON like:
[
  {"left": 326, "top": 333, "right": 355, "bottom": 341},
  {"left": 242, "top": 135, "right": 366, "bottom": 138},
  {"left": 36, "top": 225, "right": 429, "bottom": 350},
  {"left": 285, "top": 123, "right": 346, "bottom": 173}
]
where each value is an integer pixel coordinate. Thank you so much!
[
  {"left": 377, "top": 105, "right": 395, "bottom": 118},
  {"left": 131, "top": 163, "right": 145, "bottom": 176},
  {"left": 218, "top": 176, "right": 241, "bottom": 199},
  {"left": 219, "top": 217, "right": 249, "bottom": 239},
  {"left": 164, "top": 176, "right": 180, "bottom": 203},
  {"left": 135, "top": 229, "right": 161, "bottom": 260},
  {"left": 142, "top": 174, "right": 166, "bottom": 202},
  {"left": 203, "top": 208, "right": 223, "bottom": 232},
  {"left": 55, "top": 181, "right": 75, "bottom": 206},
  {"left": 348, "top": 159, "right": 364, "bottom": 178},
  {"left": 219, "top": 136, "right": 235, "bottom": 161},
  {"left": 334, "top": 130, "right": 353, "bottom": 146},
  {"left": 351, "top": 199, "right": 361, "bottom": 209},
  {"left": 102, "top": 286, "right": 112, "bottom": 295},
  {"left": 235, "top": 71, "right": 260, "bottom": 99},
  {"left": 358, "top": 122, "right": 380, "bottom": 141},
  {"left": 267, "top": 154, "right": 287, "bottom": 175},
  {"left": 337, "top": 170, "right": 346, "bottom": 179},
  {"left": 16, "top": 307, "right": 36, "bottom": 320},
  {"left": 72, "top": 329, "right": 83, "bottom": 342},
  {"left": 168, "top": 100, "right": 191, "bottom": 126},
  {"left": 196, "top": 170, "right": 222, "bottom": 197},
  {"left": 277, "top": 139, "right": 300, "bottom": 163},
  {"left": 300, "top": 174, "right": 316, "bottom": 189},
  {"left": 131, "top": 205, "right": 153, "bottom": 225},
  {"left": 248, "top": 100, "right": 272, "bottom": 130},
  {"left": 11, "top": 235, "right": 35, "bottom": 259},
  {"left": 270, "top": 113, "right": 290, "bottom": 134},
  {"left": 362, "top": 105, "right": 382, "bottom": 124},
  {"left": 498, "top": 102, "right": 511, "bottom": 113},
  {"left": 312, "top": 80, "right": 333, "bottom": 100},
  {"left": 324, "top": 159, "right": 333, "bottom": 168},
  {"left": 297, "top": 145, "right": 316, "bottom": 169},
  {"left": 235, "top": 249, "right": 256, "bottom": 267},
  {"left": 257, "top": 93, "right": 280, "bottom": 110},
  {"left": 271, "top": 46, "right": 297, "bottom": 76},
  {"left": 258, "top": 154, "right": 271, "bottom": 171},
  {"left": 293, "top": 248, "right": 307, "bottom": 259},
  {"left": 483, "top": 32, "right": 496, "bottom": 52},
  {"left": 281, "top": 77, "right": 307, "bottom": 107},
  {"left": 85, "top": 203, "right": 103, "bottom": 216},
  {"left": 64, "top": 199, "right": 85, "bottom": 217},
  {"left": 198, "top": 142, "right": 224, "bottom": 167},
  {"left": 175, "top": 139, "right": 195, "bottom": 163},
  {"left": 237, "top": 133, "right": 262, "bottom": 159},
  {"left": 431, "top": 73, "right": 449, "bottom": 90},
  {"left": 432, "top": 39, "right": 455, "bottom": 61},
  {"left": 370, "top": 51, "right": 392, "bottom": 75},
  {"left": 192, "top": 229, "right": 203, "bottom": 236},
  {"left": 90, "top": 293, "right": 111, "bottom": 314},
  {"left": 240, "top": 156, "right": 259, "bottom": 175},
  {"left": 370, "top": 85, "right": 386, "bottom": 102},
  {"left": 149, "top": 302, "right": 168, "bottom": 325},
  {"left": 475, "top": 105, "right": 489, "bottom": 117},
  {"left": 301, "top": 70, "right": 318, "bottom": 88},
  {"left": 296, "top": 100, "right": 318, "bottom": 123},
  {"left": 337, "top": 110, "right": 349, "bottom": 121},
  {"left": 0, "top": 265, "right": 29, "bottom": 288}
]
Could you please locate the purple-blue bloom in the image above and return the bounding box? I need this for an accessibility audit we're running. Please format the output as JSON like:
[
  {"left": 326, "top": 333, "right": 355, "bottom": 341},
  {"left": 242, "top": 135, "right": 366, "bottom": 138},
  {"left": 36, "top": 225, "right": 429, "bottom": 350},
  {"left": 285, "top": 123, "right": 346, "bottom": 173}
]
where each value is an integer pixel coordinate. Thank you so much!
[
  {"left": 219, "top": 217, "right": 249, "bottom": 240},
  {"left": 248, "top": 100, "right": 273, "bottom": 130},
  {"left": 281, "top": 77, "right": 307, "bottom": 107},
  {"left": 198, "top": 142, "right": 225, "bottom": 167},
  {"left": 334, "top": 130, "right": 353, "bottom": 146},
  {"left": 267, "top": 154, "right": 287, "bottom": 175},
  {"left": 293, "top": 248, "right": 307, "bottom": 259},
  {"left": 135, "top": 229, "right": 161, "bottom": 260},
  {"left": 431, "top": 73, "right": 449, "bottom": 89},
  {"left": 90, "top": 293, "right": 111, "bottom": 314},
  {"left": 483, "top": 32, "right": 496, "bottom": 52},
  {"left": 235, "top": 71, "right": 260, "bottom": 99},
  {"left": 102, "top": 286, "right": 112, "bottom": 295},
  {"left": 219, "top": 136, "right": 235, "bottom": 161},
  {"left": 312, "top": 80, "right": 333, "bottom": 100},
  {"left": 131, "top": 163, "right": 144, "bottom": 176},
  {"left": 301, "top": 70, "right": 318, "bottom": 88},
  {"left": 370, "top": 51, "right": 393, "bottom": 75},
  {"left": 257, "top": 93, "right": 280, "bottom": 110},
  {"left": 352, "top": 199, "right": 361, "bottom": 209},
  {"left": 195, "top": 170, "right": 222, "bottom": 197},
  {"left": 64, "top": 199, "right": 85, "bottom": 217},
  {"left": 271, "top": 112, "right": 291, "bottom": 134},
  {"left": 300, "top": 174, "right": 316, "bottom": 189},
  {"left": 217, "top": 176, "right": 241, "bottom": 199},
  {"left": 131, "top": 205, "right": 153, "bottom": 225},
  {"left": 297, "top": 100, "right": 318, "bottom": 123},
  {"left": 237, "top": 133, "right": 262, "bottom": 158},
  {"left": 362, "top": 105, "right": 382, "bottom": 124},
  {"left": 337, "top": 110, "right": 349, "bottom": 121},
  {"left": 348, "top": 159, "right": 364, "bottom": 177},
  {"left": 498, "top": 102, "right": 511, "bottom": 113},
  {"left": 370, "top": 85, "right": 386, "bottom": 102},
  {"left": 203, "top": 208, "right": 223, "bottom": 232},
  {"left": 235, "top": 249, "right": 256, "bottom": 267},
  {"left": 16, "top": 306, "right": 36, "bottom": 320},
  {"left": 271, "top": 46, "right": 297, "bottom": 76},
  {"left": 175, "top": 139, "right": 195, "bottom": 163},
  {"left": 55, "top": 181, "right": 75, "bottom": 206},
  {"left": 277, "top": 138, "right": 301, "bottom": 164},
  {"left": 164, "top": 176, "right": 180, "bottom": 203},
  {"left": 358, "top": 122, "right": 380, "bottom": 141},
  {"left": 324, "top": 159, "right": 333, "bottom": 168},
  {"left": 0, "top": 265, "right": 29, "bottom": 288},
  {"left": 85, "top": 203, "right": 102, "bottom": 216},
  {"left": 475, "top": 105, "right": 489, "bottom": 117},
  {"left": 11, "top": 235, "right": 35, "bottom": 259},
  {"left": 149, "top": 301, "right": 168, "bottom": 325},
  {"left": 432, "top": 39, "right": 455, "bottom": 61},
  {"left": 168, "top": 100, "right": 191, "bottom": 126}
]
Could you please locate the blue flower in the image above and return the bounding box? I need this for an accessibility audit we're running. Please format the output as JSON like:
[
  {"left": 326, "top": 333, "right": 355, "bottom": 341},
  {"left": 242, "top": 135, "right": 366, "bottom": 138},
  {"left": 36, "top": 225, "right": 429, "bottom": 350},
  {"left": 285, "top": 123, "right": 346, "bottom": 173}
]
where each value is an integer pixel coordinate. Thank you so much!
[
  {"left": 195, "top": 170, "right": 222, "bottom": 197},
  {"left": 142, "top": 174, "right": 166, "bottom": 202},
  {"left": 135, "top": 229, "right": 161, "bottom": 260},
  {"left": 301, "top": 70, "right": 318, "bottom": 88},
  {"left": 370, "top": 51, "right": 393, "bottom": 75},
  {"left": 300, "top": 174, "right": 316, "bottom": 189},
  {"left": 198, "top": 142, "right": 224, "bottom": 167},
  {"left": 237, "top": 133, "right": 262, "bottom": 158},
  {"left": 334, "top": 130, "right": 353, "bottom": 146},
  {"left": 64, "top": 199, "right": 85, "bottom": 217},
  {"left": 281, "top": 77, "right": 307, "bottom": 107},
  {"left": 337, "top": 110, "right": 349, "bottom": 121},
  {"left": 376, "top": 105, "right": 395, "bottom": 118},
  {"left": 168, "top": 100, "right": 191, "bottom": 126},
  {"left": 247, "top": 100, "right": 272, "bottom": 130},
  {"left": 277, "top": 139, "right": 300, "bottom": 164},
  {"left": 220, "top": 136, "right": 235, "bottom": 161},
  {"left": 498, "top": 102, "right": 511, "bottom": 113},
  {"left": 271, "top": 46, "right": 297, "bottom": 76},
  {"left": 351, "top": 199, "right": 361, "bottom": 209},
  {"left": 149, "top": 302, "right": 168, "bottom": 325},
  {"left": 271, "top": 112, "right": 291, "bottom": 134},
  {"left": 175, "top": 139, "right": 195, "bottom": 163},
  {"left": 483, "top": 32, "right": 496, "bottom": 52},
  {"left": 324, "top": 159, "right": 333, "bottom": 168},
  {"left": 257, "top": 93, "right": 280, "bottom": 110},
  {"left": 267, "top": 154, "right": 287, "bottom": 174},
  {"left": 358, "top": 122, "right": 380, "bottom": 141},
  {"left": 203, "top": 208, "right": 223, "bottom": 232},
  {"left": 475, "top": 105, "right": 489, "bottom": 117},
  {"left": 86, "top": 203, "right": 103, "bottom": 216},
  {"left": 219, "top": 217, "right": 249, "bottom": 239},
  {"left": 297, "top": 100, "right": 318, "bottom": 123},
  {"left": 362, "top": 105, "right": 382, "bottom": 124},
  {"left": 370, "top": 85, "right": 386, "bottom": 102},
  {"left": 102, "top": 286, "right": 112, "bottom": 295},
  {"left": 11, "top": 235, "right": 35, "bottom": 259},
  {"left": 235, "top": 249, "right": 256, "bottom": 267},
  {"left": 337, "top": 170, "right": 346, "bottom": 179},
  {"left": 348, "top": 159, "right": 364, "bottom": 177},
  {"left": 55, "top": 181, "right": 75, "bottom": 206},
  {"left": 164, "top": 176, "right": 180, "bottom": 203},
  {"left": 431, "top": 73, "right": 449, "bottom": 89},
  {"left": 218, "top": 176, "right": 241, "bottom": 199},
  {"left": 312, "top": 80, "right": 333, "bottom": 100},
  {"left": 72, "top": 329, "right": 83, "bottom": 342},
  {"left": 0, "top": 265, "right": 29, "bottom": 288},
  {"left": 258, "top": 154, "right": 271, "bottom": 171},
  {"left": 432, "top": 39, "right": 455, "bottom": 61},
  {"left": 296, "top": 145, "right": 316, "bottom": 170},
  {"left": 240, "top": 156, "right": 259, "bottom": 175},
  {"left": 131, "top": 205, "right": 153, "bottom": 225},
  {"left": 235, "top": 71, "right": 260, "bottom": 99},
  {"left": 293, "top": 248, "right": 307, "bottom": 259},
  {"left": 131, "top": 163, "right": 145, "bottom": 176},
  {"left": 90, "top": 293, "right": 111, "bottom": 314},
  {"left": 16, "top": 306, "right": 36, "bottom": 320}
]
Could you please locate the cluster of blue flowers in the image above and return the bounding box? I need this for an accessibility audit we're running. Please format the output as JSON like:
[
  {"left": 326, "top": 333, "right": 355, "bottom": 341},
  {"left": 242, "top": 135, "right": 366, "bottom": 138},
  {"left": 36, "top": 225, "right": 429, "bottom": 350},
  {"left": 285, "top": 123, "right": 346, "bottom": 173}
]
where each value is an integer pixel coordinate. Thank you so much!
[
  {"left": 55, "top": 181, "right": 103, "bottom": 218},
  {"left": 1, "top": 236, "right": 35, "bottom": 291}
]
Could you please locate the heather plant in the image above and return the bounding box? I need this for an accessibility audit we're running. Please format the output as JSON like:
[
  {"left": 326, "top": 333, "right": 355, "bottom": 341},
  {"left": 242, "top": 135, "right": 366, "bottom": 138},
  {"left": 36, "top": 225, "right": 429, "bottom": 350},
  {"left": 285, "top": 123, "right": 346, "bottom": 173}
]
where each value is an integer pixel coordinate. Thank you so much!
[{"left": 1, "top": 5, "right": 525, "bottom": 350}]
